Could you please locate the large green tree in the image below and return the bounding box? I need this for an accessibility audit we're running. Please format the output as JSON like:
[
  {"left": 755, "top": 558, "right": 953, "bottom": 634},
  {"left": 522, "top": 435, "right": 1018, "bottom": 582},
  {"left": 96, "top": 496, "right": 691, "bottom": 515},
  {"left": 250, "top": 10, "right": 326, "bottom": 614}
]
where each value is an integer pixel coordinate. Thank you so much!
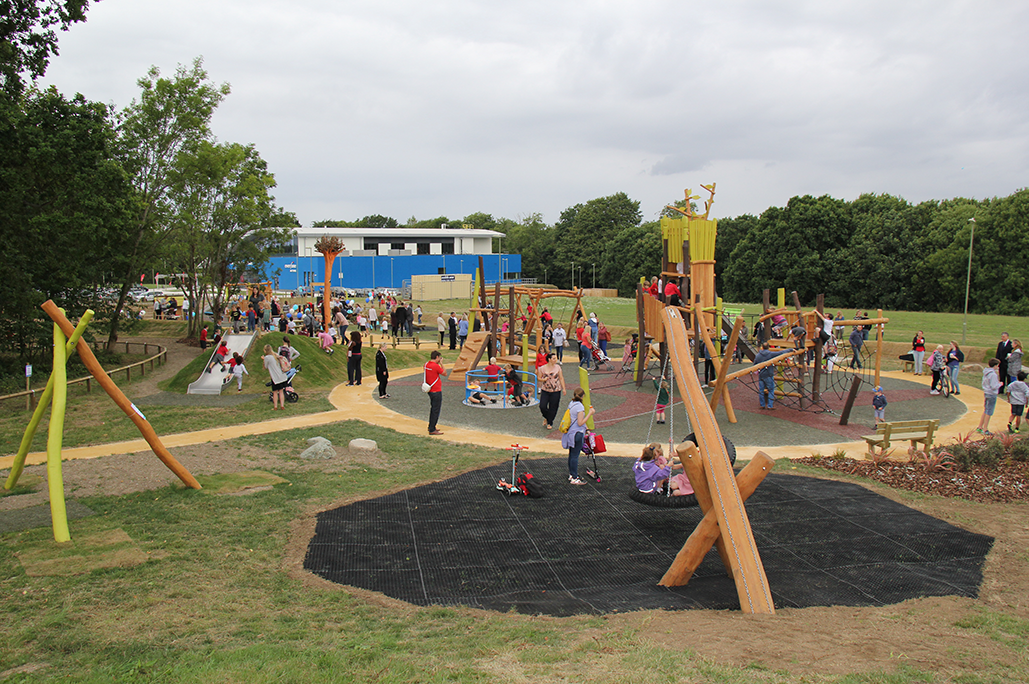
[
  {"left": 107, "top": 57, "right": 230, "bottom": 346},
  {"left": 0, "top": 0, "right": 92, "bottom": 95},
  {"left": 0, "top": 87, "right": 134, "bottom": 365},
  {"left": 167, "top": 140, "right": 286, "bottom": 333},
  {"left": 552, "top": 192, "right": 642, "bottom": 290}
]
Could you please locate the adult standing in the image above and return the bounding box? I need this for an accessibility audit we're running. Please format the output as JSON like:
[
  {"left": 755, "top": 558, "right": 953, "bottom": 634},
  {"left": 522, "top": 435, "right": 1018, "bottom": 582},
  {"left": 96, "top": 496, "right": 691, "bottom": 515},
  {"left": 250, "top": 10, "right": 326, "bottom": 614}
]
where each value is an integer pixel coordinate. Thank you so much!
[
  {"left": 597, "top": 321, "right": 611, "bottom": 356},
  {"left": 346, "top": 330, "right": 363, "bottom": 385},
  {"left": 849, "top": 326, "right": 864, "bottom": 369},
  {"left": 334, "top": 307, "right": 348, "bottom": 342},
  {"left": 753, "top": 342, "right": 786, "bottom": 409},
  {"left": 1007, "top": 339, "right": 1023, "bottom": 386},
  {"left": 538, "top": 352, "right": 566, "bottom": 430},
  {"left": 588, "top": 313, "right": 599, "bottom": 343},
  {"left": 425, "top": 350, "right": 448, "bottom": 435},
  {"left": 552, "top": 322, "right": 567, "bottom": 362},
  {"left": 560, "top": 387, "right": 594, "bottom": 485},
  {"left": 263, "top": 344, "right": 288, "bottom": 410},
  {"left": 448, "top": 312, "right": 458, "bottom": 350},
  {"left": 577, "top": 323, "right": 593, "bottom": 370},
  {"left": 375, "top": 341, "right": 390, "bottom": 398},
  {"left": 947, "top": 341, "right": 965, "bottom": 395},
  {"left": 911, "top": 331, "right": 926, "bottom": 376},
  {"left": 437, "top": 313, "right": 446, "bottom": 347},
  {"left": 458, "top": 314, "right": 469, "bottom": 348},
  {"left": 996, "top": 333, "right": 1014, "bottom": 391}
]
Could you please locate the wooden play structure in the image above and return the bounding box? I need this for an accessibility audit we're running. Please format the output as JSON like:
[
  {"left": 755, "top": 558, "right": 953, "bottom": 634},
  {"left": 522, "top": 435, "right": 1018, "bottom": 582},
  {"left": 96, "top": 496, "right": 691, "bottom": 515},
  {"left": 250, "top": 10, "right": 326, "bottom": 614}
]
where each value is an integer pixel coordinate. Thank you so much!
[
  {"left": 636, "top": 184, "right": 889, "bottom": 422},
  {"left": 5, "top": 301, "right": 201, "bottom": 542},
  {"left": 450, "top": 256, "right": 589, "bottom": 378},
  {"left": 658, "top": 307, "right": 776, "bottom": 613}
]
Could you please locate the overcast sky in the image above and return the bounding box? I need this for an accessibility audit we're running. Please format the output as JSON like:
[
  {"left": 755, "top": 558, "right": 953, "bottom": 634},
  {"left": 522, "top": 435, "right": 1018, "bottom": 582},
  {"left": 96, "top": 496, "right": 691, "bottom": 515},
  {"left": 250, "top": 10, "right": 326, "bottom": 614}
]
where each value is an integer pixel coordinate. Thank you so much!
[{"left": 38, "top": 0, "right": 1029, "bottom": 226}]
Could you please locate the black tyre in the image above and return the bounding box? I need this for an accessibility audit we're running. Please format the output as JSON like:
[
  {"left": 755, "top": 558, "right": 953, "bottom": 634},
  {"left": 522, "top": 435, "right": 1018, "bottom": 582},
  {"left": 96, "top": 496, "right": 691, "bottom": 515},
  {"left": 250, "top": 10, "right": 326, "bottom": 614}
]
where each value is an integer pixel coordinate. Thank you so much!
[
  {"left": 629, "top": 488, "right": 698, "bottom": 508},
  {"left": 285, "top": 391, "right": 299, "bottom": 404},
  {"left": 682, "top": 432, "right": 737, "bottom": 466}
]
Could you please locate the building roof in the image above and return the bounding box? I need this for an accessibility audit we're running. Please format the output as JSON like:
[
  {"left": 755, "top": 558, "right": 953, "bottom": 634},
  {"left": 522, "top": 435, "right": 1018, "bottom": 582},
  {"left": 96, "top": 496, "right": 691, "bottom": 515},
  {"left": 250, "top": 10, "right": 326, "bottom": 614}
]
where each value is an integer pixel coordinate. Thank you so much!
[{"left": 295, "top": 227, "right": 502, "bottom": 238}]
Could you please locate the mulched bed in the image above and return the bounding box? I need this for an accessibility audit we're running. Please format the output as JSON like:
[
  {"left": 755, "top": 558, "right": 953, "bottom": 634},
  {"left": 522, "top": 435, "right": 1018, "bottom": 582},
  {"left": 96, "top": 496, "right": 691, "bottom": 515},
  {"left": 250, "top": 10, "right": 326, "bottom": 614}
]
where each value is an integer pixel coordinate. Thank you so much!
[{"left": 795, "top": 456, "right": 1029, "bottom": 503}]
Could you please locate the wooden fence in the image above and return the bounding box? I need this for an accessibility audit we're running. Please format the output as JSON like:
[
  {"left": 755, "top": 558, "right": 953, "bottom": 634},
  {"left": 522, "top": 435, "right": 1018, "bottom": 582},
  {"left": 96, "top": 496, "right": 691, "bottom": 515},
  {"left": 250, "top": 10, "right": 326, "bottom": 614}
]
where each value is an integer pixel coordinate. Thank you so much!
[{"left": 0, "top": 341, "right": 168, "bottom": 409}]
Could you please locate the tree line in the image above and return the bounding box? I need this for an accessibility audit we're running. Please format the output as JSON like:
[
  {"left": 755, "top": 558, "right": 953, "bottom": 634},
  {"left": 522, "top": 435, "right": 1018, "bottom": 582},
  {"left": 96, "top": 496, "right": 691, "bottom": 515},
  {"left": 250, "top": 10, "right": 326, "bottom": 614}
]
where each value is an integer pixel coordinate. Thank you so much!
[{"left": 315, "top": 186, "right": 1029, "bottom": 318}]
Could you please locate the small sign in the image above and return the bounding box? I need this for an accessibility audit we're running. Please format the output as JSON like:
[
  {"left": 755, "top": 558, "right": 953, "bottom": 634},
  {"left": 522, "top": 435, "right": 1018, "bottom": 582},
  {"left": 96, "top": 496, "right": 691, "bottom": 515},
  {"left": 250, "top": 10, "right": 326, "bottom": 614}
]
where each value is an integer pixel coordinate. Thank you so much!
[
  {"left": 25, "top": 364, "right": 32, "bottom": 378},
  {"left": 441, "top": 275, "right": 456, "bottom": 282}
]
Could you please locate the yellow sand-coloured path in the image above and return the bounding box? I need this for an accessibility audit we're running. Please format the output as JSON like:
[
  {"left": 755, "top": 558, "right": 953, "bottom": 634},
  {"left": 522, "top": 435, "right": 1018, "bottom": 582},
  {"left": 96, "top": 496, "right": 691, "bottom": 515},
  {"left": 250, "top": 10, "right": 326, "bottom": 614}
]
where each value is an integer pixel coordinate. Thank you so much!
[{"left": 1, "top": 368, "right": 981, "bottom": 470}]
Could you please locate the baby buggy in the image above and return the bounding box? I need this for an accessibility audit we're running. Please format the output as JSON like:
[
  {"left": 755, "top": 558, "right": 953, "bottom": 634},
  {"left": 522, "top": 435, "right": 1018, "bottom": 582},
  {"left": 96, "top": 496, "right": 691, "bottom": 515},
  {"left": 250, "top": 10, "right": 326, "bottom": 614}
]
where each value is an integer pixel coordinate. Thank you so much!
[
  {"left": 589, "top": 339, "right": 612, "bottom": 371},
  {"left": 580, "top": 429, "right": 607, "bottom": 482},
  {"left": 267, "top": 364, "right": 301, "bottom": 403}
]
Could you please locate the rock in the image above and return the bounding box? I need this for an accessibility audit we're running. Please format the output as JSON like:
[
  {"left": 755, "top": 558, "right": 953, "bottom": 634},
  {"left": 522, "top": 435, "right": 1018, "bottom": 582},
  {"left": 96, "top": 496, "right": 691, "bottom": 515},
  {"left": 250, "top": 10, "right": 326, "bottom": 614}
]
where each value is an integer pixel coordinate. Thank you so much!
[
  {"left": 300, "top": 437, "right": 336, "bottom": 460},
  {"left": 348, "top": 438, "right": 378, "bottom": 451}
]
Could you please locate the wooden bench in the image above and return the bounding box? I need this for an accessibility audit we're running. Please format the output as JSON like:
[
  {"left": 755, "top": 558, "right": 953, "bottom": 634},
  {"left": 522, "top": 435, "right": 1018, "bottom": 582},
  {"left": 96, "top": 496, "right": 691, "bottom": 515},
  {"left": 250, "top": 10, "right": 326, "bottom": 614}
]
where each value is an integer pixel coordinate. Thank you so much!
[
  {"left": 862, "top": 419, "right": 939, "bottom": 456},
  {"left": 391, "top": 335, "right": 420, "bottom": 349}
]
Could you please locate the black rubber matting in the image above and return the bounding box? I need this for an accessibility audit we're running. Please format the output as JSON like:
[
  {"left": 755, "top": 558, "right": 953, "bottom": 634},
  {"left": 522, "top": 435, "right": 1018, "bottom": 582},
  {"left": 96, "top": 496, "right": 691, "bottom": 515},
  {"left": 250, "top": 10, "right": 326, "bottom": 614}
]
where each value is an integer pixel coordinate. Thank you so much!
[{"left": 304, "top": 457, "right": 993, "bottom": 616}]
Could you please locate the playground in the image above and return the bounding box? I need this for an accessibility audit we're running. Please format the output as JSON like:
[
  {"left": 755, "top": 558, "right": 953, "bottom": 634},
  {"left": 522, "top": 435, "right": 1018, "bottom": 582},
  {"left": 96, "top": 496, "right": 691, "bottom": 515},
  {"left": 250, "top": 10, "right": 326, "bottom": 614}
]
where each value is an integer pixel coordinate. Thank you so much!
[
  {"left": 3, "top": 321, "right": 1029, "bottom": 679},
  {"left": 3, "top": 197, "right": 1028, "bottom": 679}
]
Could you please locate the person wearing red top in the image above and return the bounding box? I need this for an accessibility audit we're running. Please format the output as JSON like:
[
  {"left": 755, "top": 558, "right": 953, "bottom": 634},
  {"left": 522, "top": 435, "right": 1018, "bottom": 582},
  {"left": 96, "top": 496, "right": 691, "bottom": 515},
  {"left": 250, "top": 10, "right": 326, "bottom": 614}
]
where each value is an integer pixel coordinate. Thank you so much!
[
  {"left": 206, "top": 341, "right": 230, "bottom": 373},
  {"left": 199, "top": 326, "right": 209, "bottom": 350},
  {"left": 648, "top": 276, "right": 660, "bottom": 296},
  {"left": 664, "top": 280, "right": 682, "bottom": 306},
  {"left": 424, "top": 350, "right": 448, "bottom": 435}
]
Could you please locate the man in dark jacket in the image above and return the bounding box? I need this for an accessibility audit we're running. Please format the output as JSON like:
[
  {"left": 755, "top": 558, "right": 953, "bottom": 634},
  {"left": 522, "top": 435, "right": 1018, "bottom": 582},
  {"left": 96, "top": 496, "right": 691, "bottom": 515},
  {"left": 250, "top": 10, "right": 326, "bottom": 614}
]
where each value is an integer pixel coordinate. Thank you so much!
[{"left": 997, "top": 332, "right": 1013, "bottom": 393}]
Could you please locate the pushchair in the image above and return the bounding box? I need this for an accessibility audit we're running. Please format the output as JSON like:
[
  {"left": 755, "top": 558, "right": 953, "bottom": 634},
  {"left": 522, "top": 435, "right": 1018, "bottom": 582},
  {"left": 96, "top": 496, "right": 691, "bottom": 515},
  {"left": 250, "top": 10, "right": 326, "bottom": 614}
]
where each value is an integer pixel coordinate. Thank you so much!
[
  {"left": 589, "top": 339, "right": 612, "bottom": 371},
  {"left": 580, "top": 429, "right": 606, "bottom": 482},
  {"left": 267, "top": 364, "right": 301, "bottom": 403}
]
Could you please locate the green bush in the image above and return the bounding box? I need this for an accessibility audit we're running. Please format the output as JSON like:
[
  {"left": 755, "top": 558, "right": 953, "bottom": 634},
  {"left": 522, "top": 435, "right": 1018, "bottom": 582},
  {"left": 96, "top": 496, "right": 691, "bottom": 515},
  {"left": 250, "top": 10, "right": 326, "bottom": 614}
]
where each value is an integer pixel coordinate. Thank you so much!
[
  {"left": 977, "top": 439, "right": 1005, "bottom": 468},
  {"left": 1009, "top": 437, "right": 1029, "bottom": 462}
]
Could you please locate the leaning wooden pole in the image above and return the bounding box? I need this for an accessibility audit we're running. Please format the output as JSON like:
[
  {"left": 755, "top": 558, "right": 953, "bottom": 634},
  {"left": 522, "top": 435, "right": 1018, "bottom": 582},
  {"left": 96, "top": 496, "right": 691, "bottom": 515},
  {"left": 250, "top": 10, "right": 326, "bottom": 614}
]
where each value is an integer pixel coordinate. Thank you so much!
[
  {"left": 41, "top": 301, "right": 201, "bottom": 490},
  {"left": 660, "top": 307, "right": 774, "bottom": 614}
]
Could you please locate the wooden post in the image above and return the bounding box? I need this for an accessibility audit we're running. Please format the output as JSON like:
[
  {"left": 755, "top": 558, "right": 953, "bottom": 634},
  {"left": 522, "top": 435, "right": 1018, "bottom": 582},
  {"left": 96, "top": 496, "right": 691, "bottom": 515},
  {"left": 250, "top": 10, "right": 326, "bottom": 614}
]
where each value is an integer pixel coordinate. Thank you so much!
[
  {"left": 811, "top": 294, "right": 824, "bottom": 403},
  {"left": 508, "top": 286, "right": 516, "bottom": 356},
  {"left": 635, "top": 283, "right": 647, "bottom": 387},
  {"left": 660, "top": 448, "right": 775, "bottom": 586},
  {"left": 875, "top": 308, "right": 884, "bottom": 388},
  {"left": 761, "top": 289, "right": 771, "bottom": 343},
  {"left": 839, "top": 374, "right": 863, "bottom": 426}
]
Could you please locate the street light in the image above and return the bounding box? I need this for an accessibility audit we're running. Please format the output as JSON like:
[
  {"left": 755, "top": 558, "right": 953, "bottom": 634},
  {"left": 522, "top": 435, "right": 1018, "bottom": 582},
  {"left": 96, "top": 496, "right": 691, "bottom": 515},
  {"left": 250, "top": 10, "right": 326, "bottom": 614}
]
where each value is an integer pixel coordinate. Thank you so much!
[
  {"left": 390, "top": 257, "right": 394, "bottom": 289},
  {"left": 592, "top": 263, "right": 596, "bottom": 289},
  {"left": 962, "top": 216, "right": 976, "bottom": 345},
  {"left": 571, "top": 262, "right": 575, "bottom": 289}
]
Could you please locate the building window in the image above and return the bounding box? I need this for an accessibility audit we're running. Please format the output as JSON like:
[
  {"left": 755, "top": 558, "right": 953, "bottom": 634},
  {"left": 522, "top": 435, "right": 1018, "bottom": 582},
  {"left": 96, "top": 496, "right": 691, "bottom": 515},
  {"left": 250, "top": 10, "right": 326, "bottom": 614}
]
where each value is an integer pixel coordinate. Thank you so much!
[
  {"left": 441, "top": 242, "right": 455, "bottom": 255},
  {"left": 417, "top": 243, "right": 430, "bottom": 255}
]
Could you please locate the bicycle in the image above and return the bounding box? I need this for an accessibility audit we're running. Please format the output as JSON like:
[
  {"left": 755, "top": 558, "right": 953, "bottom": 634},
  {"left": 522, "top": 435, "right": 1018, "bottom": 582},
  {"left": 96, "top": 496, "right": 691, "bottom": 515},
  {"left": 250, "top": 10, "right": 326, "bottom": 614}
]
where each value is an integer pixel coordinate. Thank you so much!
[{"left": 937, "top": 369, "right": 953, "bottom": 398}]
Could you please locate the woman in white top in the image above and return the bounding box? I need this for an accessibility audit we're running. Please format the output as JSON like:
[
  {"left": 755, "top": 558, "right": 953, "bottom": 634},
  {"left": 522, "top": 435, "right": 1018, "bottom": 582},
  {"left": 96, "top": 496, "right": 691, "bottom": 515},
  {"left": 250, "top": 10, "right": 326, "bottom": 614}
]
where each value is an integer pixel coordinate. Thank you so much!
[{"left": 263, "top": 344, "right": 288, "bottom": 409}]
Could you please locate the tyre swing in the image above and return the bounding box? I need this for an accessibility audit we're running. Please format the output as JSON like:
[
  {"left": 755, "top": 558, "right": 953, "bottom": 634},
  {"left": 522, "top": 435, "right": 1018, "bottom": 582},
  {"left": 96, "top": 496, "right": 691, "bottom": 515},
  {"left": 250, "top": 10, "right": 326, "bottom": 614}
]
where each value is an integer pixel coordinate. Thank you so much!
[{"left": 628, "top": 353, "right": 736, "bottom": 509}]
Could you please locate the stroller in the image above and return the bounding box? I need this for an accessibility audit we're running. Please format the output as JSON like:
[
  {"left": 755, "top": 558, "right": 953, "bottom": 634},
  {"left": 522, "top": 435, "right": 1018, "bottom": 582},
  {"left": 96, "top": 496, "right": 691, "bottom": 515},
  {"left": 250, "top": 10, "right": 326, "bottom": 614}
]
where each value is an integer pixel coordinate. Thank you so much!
[
  {"left": 267, "top": 364, "right": 301, "bottom": 403},
  {"left": 588, "top": 339, "right": 612, "bottom": 371},
  {"left": 580, "top": 429, "right": 606, "bottom": 482}
]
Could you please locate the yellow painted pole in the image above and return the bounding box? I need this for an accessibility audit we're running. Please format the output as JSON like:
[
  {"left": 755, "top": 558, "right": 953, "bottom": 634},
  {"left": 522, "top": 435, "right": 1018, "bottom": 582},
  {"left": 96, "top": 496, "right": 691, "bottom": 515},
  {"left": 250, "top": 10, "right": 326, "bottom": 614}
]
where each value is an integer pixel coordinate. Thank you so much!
[
  {"left": 777, "top": 288, "right": 786, "bottom": 310},
  {"left": 46, "top": 321, "right": 71, "bottom": 543},
  {"left": 578, "top": 366, "right": 594, "bottom": 430},
  {"left": 6, "top": 310, "right": 93, "bottom": 490}
]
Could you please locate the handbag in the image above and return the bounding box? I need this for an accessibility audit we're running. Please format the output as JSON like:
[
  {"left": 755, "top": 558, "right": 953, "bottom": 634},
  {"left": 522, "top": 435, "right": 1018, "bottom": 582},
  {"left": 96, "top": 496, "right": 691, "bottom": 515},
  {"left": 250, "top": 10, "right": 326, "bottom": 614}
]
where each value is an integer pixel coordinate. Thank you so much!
[
  {"left": 590, "top": 433, "right": 607, "bottom": 453},
  {"left": 421, "top": 364, "right": 432, "bottom": 393}
]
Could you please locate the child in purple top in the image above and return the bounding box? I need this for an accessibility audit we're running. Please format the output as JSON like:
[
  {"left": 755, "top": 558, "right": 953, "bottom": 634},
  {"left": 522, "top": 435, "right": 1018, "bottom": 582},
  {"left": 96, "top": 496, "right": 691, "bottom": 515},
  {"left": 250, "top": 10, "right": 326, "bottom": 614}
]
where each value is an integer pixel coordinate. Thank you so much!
[
  {"left": 633, "top": 443, "right": 695, "bottom": 495},
  {"left": 633, "top": 443, "right": 671, "bottom": 493}
]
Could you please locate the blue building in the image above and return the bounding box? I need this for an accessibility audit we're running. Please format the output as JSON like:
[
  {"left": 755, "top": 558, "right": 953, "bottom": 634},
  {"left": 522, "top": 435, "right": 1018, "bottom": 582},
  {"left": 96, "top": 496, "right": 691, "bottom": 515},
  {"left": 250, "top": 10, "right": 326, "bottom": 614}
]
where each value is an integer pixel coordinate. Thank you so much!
[{"left": 261, "top": 226, "right": 521, "bottom": 292}]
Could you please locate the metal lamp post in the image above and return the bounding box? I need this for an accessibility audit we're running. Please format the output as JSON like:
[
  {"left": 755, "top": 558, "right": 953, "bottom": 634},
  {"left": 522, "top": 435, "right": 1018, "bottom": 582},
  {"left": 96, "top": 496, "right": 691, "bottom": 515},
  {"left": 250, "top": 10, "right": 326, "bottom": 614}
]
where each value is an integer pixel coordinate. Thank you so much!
[
  {"left": 962, "top": 216, "right": 975, "bottom": 345},
  {"left": 592, "top": 263, "right": 596, "bottom": 289}
]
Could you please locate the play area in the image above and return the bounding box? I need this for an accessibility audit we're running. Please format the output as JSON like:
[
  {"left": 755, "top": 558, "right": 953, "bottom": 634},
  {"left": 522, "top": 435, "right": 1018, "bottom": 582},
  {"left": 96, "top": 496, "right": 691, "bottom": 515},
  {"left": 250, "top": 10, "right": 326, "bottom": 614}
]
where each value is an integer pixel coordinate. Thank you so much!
[{"left": 5, "top": 185, "right": 1021, "bottom": 682}]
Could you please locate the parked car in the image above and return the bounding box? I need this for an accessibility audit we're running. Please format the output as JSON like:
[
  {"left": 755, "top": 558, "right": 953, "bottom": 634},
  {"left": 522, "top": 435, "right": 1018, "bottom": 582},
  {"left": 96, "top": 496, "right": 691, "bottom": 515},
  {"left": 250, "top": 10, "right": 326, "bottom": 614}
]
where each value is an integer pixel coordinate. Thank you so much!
[{"left": 139, "top": 289, "right": 164, "bottom": 302}]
